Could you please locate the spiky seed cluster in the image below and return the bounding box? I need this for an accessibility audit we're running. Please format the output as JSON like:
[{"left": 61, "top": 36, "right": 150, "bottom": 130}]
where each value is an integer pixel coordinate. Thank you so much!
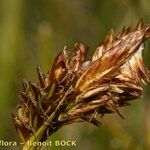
[{"left": 12, "top": 20, "right": 150, "bottom": 146}]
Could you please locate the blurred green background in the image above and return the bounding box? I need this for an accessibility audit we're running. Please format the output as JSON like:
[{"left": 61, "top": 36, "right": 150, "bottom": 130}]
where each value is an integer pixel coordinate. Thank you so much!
[{"left": 0, "top": 0, "right": 150, "bottom": 150}]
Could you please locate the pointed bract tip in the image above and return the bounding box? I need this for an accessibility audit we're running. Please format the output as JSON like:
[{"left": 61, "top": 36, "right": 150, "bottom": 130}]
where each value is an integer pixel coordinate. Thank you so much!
[
  {"left": 136, "top": 18, "right": 144, "bottom": 30},
  {"left": 105, "top": 29, "right": 114, "bottom": 43}
]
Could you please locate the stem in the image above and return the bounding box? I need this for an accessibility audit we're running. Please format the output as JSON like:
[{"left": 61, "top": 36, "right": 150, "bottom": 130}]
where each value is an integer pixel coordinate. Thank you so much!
[{"left": 22, "top": 90, "right": 69, "bottom": 150}]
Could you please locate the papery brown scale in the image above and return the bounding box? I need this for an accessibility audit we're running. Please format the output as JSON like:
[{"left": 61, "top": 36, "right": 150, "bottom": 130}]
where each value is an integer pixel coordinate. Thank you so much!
[
  {"left": 111, "top": 82, "right": 142, "bottom": 91},
  {"left": 141, "top": 66, "right": 150, "bottom": 83},
  {"left": 75, "top": 58, "right": 103, "bottom": 91},
  {"left": 76, "top": 84, "right": 109, "bottom": 103},
  {"left": 69, "top": 101, "right": 106, "bottom": 116},
  {"left": 92, "top": 43, "right": 106, "bottom": 61},
  {"left": 92, "top": 30, "right": 115, "bottom": 62},
  {"left": 105, "top": 29, "right": 143, "bottom": 65},
  {"left": 108, "top": 82, "right": 142, "bottom": 101},
  {"left": 117, "top": 43, "right": 150, "bottom": 84},
  {"left": 70, "top": 95, "right": 109, "bottom": 115},
  {"left": 69, "top": 43, "right": 87, "bottom": 72},
  {"left": 105, "top": 29, "right": 114, "bottom": 44},
  {"left": 48, "top": 49, "right": 67, "bottom": 84},
  {"left": 144, "top": 25, "right": 150, "bottom": 39},
  {"left": 75, "top": 30, "right": 144, "bottom": 92},
  {"left": 134, "top": 56, "right": 150, "bottom": 83}
]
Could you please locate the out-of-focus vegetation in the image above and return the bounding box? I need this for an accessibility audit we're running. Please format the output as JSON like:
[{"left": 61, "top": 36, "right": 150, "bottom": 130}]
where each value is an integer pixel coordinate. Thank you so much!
[{"left": 0, "top": 0, "right": 150, "bottom": 150}]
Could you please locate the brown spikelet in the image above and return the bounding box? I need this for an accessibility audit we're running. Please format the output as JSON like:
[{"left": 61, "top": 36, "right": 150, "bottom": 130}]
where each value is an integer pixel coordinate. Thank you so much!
[{"left": 12, "top": 20, "right": 150, "bottom": 149}]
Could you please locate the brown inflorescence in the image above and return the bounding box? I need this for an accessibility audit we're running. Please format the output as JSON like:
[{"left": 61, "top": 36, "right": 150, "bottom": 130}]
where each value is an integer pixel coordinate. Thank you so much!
[{"left": 12, "top": 20, "right": 150, "bottom": 148}]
